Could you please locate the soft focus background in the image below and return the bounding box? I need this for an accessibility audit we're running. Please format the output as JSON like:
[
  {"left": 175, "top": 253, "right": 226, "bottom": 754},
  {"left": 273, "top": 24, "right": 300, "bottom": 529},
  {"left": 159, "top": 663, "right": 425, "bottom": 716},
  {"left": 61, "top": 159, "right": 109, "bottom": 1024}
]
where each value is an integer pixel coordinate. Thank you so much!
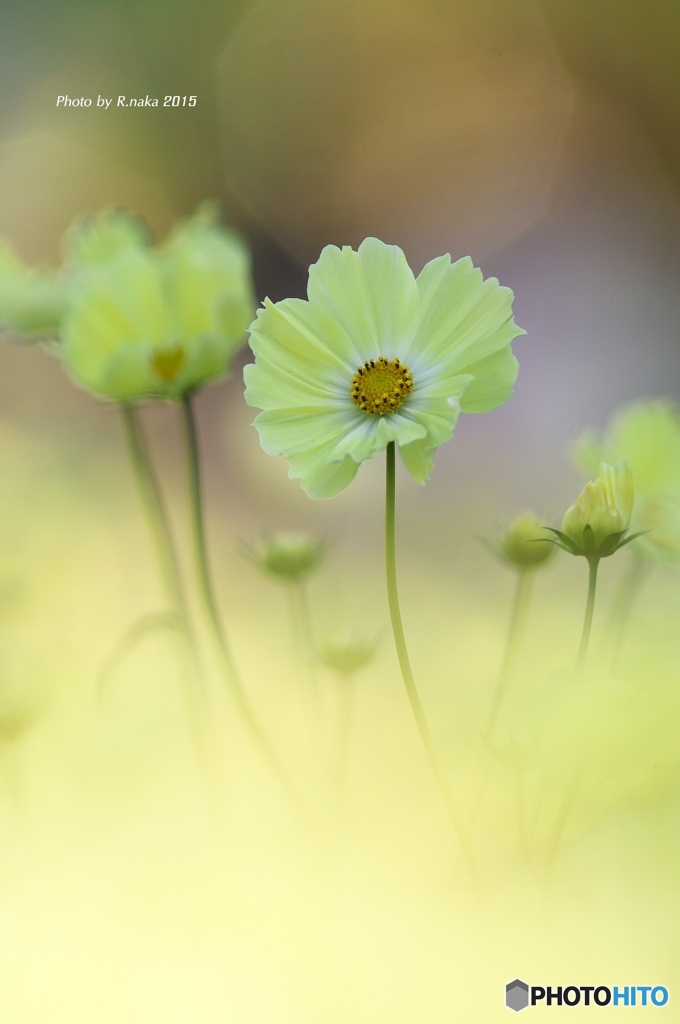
[{"left": 1, "top": 1, "right": 680, "bottom": 1020}]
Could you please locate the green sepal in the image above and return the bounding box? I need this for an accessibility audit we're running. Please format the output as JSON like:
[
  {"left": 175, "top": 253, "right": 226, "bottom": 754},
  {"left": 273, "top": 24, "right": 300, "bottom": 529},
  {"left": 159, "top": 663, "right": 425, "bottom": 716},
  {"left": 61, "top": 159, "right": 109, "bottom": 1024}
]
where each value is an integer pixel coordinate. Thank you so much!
[
  {"left": 616, "top": 529, "right": 651, "bottom": 550},
  {"left": 542, "top": 527, "right": 581, "bottom": 556}
]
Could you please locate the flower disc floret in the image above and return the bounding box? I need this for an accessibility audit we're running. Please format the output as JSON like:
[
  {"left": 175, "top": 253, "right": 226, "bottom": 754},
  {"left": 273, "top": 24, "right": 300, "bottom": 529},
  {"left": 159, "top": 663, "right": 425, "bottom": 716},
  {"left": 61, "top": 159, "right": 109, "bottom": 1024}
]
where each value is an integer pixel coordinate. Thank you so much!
[
  {"left": 351, "top": 356, "right": 413, "bottom": 414},
  {"left": 245, "top": 237, "right": 524, "bottom": 499}
]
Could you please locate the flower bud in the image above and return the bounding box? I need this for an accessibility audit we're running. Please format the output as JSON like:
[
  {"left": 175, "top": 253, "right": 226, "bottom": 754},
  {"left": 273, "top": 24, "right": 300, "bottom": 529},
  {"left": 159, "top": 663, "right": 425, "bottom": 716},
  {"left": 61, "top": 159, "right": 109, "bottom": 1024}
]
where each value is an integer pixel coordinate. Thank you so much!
[
  {"left": 249, "top": 531, "right": 323, "bottom": 583},
  {"left": 320, "top": 631, "right": 377, "bottom": 675},
  {"left": 500, "top": 512, "right": 555, "bottom": 569},
  {"left": 557, "top": 461, "right": 636, "bottom": 558},
  {"left": 572, "top": 401, "right": 680, "bottom": 564}
]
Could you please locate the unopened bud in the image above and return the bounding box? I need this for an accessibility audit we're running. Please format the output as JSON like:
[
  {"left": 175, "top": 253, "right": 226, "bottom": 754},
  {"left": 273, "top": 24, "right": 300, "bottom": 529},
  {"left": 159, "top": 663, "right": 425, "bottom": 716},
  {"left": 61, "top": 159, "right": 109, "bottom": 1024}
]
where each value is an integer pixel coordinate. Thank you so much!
[
  {"left": 249, "top": 531, "right": 323, "bottom": 583},
  {"left": 500, "top": 513, "right": 555, "bottom": 569}
]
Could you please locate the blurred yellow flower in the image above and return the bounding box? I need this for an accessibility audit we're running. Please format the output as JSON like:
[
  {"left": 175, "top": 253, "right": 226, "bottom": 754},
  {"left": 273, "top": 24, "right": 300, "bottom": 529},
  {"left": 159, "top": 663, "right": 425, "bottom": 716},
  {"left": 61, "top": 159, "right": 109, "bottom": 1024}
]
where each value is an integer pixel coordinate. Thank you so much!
[{"left": 60, "top": 204, "right": 255, "bottom": 401}]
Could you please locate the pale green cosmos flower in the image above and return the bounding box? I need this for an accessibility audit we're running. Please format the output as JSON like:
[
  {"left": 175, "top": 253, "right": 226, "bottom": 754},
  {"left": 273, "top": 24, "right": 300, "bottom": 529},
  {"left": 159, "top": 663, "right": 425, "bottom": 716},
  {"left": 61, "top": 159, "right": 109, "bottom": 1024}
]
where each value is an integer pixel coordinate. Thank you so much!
[
  {"left": 550, "top": 461, "right": 638, "bottom": 558},
  {"left": 59, "top": 204, "right": 255, "bottom": 401},
  {"left": 244, "top": 237, "right": 524, "bottom": 498},
  {"left": 0, "top": 242, "right": 67, "bottom": 337},
  {"left": 573, "top": 400, "right": 680, "bottom": 563}
]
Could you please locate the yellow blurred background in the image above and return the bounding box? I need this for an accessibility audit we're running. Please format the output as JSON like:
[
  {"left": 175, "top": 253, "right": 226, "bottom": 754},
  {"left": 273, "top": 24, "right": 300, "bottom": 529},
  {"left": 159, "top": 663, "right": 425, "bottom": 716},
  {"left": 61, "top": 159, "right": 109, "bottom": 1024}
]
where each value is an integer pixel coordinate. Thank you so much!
[{"left": 1, "top": 1, "right": 680, "bottom": 1020}]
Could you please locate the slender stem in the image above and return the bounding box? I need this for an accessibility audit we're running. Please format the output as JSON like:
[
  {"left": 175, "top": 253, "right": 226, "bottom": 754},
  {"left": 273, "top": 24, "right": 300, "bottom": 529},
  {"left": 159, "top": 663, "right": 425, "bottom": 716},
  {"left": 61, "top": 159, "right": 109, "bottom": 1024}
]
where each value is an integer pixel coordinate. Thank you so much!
[
  {"left": 121, "top": 404, "right": 189, "bottom": 623},
  {"left": 180, "top": 395, "right": 300, "bottom": 797},
  {"left": 384, "top": 442, "right": 479, "bottom": 885},
  {"left": 181, "top": 395, "right": 246, "bottom": 691},
  {"left": 486, "top": 569, "right": 534, "bottom": 739},
  {"left": 575, "top": 557, "right": 600, "bottom": 678},
  {"left": 120, "top": 404, "right": 207, "bottom": 758}
]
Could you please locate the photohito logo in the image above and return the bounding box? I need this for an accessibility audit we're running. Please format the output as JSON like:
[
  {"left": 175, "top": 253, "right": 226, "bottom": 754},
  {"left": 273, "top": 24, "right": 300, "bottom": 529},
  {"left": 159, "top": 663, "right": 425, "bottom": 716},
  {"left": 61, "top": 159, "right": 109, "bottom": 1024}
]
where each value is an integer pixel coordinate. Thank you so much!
[{"left": 505, "top": 980, "right": 669, "bottom": 1011}]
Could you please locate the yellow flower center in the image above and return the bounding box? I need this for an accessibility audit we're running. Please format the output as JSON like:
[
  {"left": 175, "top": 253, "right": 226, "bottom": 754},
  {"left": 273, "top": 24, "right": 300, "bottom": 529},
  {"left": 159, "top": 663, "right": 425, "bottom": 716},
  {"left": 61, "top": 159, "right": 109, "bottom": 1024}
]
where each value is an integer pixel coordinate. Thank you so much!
[
  {"left": 350, "top": 357, "right": 413, "bottom": 415},
  {"left": 151, "top": 345, "right": 186, "bottom": 383}
]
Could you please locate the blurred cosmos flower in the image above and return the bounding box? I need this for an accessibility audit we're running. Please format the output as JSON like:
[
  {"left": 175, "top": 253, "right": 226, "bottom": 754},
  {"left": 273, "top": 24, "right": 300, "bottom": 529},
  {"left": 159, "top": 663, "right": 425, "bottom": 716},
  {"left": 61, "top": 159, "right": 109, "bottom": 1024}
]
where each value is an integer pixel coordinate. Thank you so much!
[
  {"left": 244, "top": 531, "right": 323, "bottom": 584},
  {"left": 573, "top": 401, "right": 680, "bottom": 563},
  {"left": 0, "top": 207, "right": 280, "bottom": 767},
  {"left": 244, "top": 237, "right": 524, "bottom": 498},
  {"left": 0, "top": 203, "right": 255, "bottom": 401},
  {"left": 60, "top": 204, "right": 255, "bottom": 401},
  {"left": 498, "top": 512, "right": 555, "bottom": 570},
  {"left": 0, "top": 243, "right": 66, "bottom": 337},
  {"left": 548, "top": 461, "right": 638, "bottom": 559},
  {"left": 320, "top": 631, "right": 378, "bottom": 676}
]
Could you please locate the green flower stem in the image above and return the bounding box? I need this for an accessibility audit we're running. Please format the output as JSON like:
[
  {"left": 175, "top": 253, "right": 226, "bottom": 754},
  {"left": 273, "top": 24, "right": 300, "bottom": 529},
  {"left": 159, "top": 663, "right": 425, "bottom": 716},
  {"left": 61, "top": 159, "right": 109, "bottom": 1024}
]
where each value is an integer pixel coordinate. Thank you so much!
[
  {"left": 486, "top": 568, "right": 534, "bottom": 738},
  {"left": 180, "top": 395, "right": 299, "bottom": 794},
  {"left": 181, "top": 395, "right": 248, "bottom": 687},
  {"left": 121, "top": 404, "right": 190, "bottom": 623},
  {"left": 120, "top": 403, "right": 207, "bottom": 754},
  {"left": 385, "top": 442, "right": 479, "bottom": 885},
  {"left": 575, "top": 557, "right": 600, "bottom": 677}
]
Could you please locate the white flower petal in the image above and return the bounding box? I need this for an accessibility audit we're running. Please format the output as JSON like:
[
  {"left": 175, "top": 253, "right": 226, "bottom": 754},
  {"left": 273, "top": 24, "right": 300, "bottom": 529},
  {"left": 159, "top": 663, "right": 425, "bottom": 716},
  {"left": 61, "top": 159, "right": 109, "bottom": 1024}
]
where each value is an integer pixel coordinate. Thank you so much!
[
  {"left": 286, "top": 445, "right": 360, "bottom": 499},
  {"left": 249, "top": 297, "right": 358, "bottom": 374},
  {"left": 458, "top": 346, "right": 519, "bottom": 414},
  {"left": 253, "top": 406, "right": 355, "bottom": 457},
  {"left": 410, "top": 254, "right": 525, "bottom": 370},
  {"left": 307, "top": 238, "right": 419, "bottom": 361}
]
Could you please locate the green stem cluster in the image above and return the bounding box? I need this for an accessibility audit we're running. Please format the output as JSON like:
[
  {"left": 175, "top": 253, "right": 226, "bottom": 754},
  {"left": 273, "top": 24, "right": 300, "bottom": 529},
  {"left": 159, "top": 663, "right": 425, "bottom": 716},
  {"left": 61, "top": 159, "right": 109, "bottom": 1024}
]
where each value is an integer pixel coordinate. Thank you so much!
[
  {"left": 121, "top": 404, "right": 189, "bottom": 625},
  {"left": 120, "top": 403, "right": 208, "bottom": 758}
]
